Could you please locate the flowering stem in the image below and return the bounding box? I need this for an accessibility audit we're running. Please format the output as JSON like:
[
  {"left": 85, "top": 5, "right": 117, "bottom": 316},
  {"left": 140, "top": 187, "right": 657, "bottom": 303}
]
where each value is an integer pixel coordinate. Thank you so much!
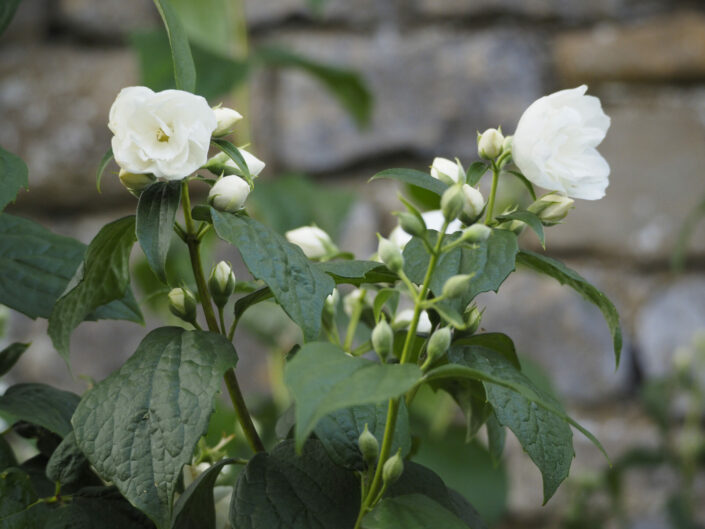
[
  {"left": 344, "top": 288, "right": 366, "bottom": 353},
  {"left": 181, "top": 180, "right": 264, "bottom": 454},
  {"left": 485, "top": 162, "right": 500, "bottom": 225},
  {"left": 353, "top": 223, "right": 448, "bottom": 529}
]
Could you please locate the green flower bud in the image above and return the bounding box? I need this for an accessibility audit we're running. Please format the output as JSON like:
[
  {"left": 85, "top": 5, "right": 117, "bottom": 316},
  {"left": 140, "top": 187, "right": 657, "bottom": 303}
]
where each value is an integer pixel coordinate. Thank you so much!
[
  {"left": 382, "top": 451, "right": 404, "bottom": 485},
  {"left": 324, "top": 289, "right": 340, "bottom": 319},
  {"left": 442, "top": 274, "right": 473, "bottom": 299},
  {"left": 358, "top": 424, "right": 379, "bottom": 466},
  {"left": 427, "top": 327, "right": 451, "bottom": 363},
  {"left": 477, "top": 128, "right": 504, "bottom": 160},
  {"left": 397, "top": 212, "right": 426, "bottom": 238},
  {"left": 441, "top": 185, "right": 465, "bottom": 222},
  {"left": 502, "top": 135, "right": 513, "bottom": 154},
  {"left": 371, "top": 318, "right": 394, "bottom": 358},
  {"left": 208, "top": 261, "right": 236, "bottom": 308},
  {"left": 463, "top": 305, "right": 482, "bottom": 334},
  {"left": 460, "top": 224, "right": 491, "bottom": 244},
  {"left": 119, "top": 169, "right": 155, "bottom": 197},
  {"left": 461, "top": 184, "right": 485, "bottom": 221},
  {"left": 378, "top": 236, "right": 404, "bottom": 273},
  {"left": 528, "top": 193, "right": 575, "bottom": 224},
  {"left": 168, "top": 287, "right": 198, "bottom": 325}
]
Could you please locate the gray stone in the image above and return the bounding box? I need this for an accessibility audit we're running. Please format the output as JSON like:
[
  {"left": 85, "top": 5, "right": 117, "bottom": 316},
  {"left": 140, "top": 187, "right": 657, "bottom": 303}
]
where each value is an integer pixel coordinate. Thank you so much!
[
  {"left": 270, "top": 28, "right": 544, "bottom": 173},
  {"left": 412, "top": 0, "right": 624, "bottom": 21},
  {"left": 0, "top": 0, "right": 50, "bottom": 43},
  {"left": 56, "top": 0, "right": 159, "bottom": 37},
  {"left": 244, "top": 0, "right": 387, "bottom": 28},
  {"left": 635, "top": 276, "right": 705, "bottom": 378}
]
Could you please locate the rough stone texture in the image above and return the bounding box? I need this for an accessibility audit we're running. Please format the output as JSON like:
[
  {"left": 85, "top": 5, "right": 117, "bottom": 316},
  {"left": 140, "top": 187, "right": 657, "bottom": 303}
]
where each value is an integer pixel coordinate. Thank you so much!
[
  {"left": 413, "top": 0, "right": 624, "bottom": 21},
  {"left": 0, "top": 45, "right": 138, "bottom": 209},
  {"left": 635, "top": 276, "right": 705, "bottom": 378},
  {"left": 555, "top": 10, "right": 705, "bottom": 84},
  {"left": 56, "top": 0, "right": 160, "bottom": 38},
  {"left": 271, "top": 28, "right": 544, "bottom": 173},
  {"left": 244, "top": 0, "right": 390, "bottom": 29}
]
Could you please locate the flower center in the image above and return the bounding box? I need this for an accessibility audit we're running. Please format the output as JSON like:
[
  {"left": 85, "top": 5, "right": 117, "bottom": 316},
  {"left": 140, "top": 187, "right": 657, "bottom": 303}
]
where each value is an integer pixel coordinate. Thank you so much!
[{"left": 156, "top": 128, "right": 170, "bottom": 143}]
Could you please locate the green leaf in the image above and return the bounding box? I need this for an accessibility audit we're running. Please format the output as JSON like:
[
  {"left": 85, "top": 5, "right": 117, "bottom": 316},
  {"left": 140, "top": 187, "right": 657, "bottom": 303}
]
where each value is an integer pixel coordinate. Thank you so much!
[
  {"left": 72, "top": 327, "right": 237, "bottom": 529},
  {"left": 45, "top": 432, "right": 88, "bottom": 486},
  {"left": 314, "top": 400, "right": 411, "bottom": 471},
  {"left": 152, "top": 0, "right": 196, "bottom": 92},
  {"left": 211, "top": 138, "right": 252, "bottom": 183},
  {"left": 0, "top": 0, "right": 22, "bottom": 37},
  {"left": 0, "top": 214, "right": 142, "bottom": 322},
  {"left": 48, "top": 216, "right": 138, "bottom": 362},
  {"left": 452, "top": 333, "right": 520, "bottom": 369},
  {"left": 516, "top": 250, "right": 622, "bottom": 365},
  {"left": 211, "top": 210, "right": 335, "bottom": 341},
  {"left": 256, "top": 46, "right": 373, "bottom": 128},
  {"left": 0, "top": 468, "right": 40, "bottom": 520},
  {"left": 0, "top": 145, "right": 28, "bottom": 212},
  {"left": 506, "top": 170, "right": 537, "bottom": 201},
  {"left": 364, "top": 494, "right": 471, "bottom": 529},
  {"left": 95, "top": 147, "right": 113, "bottom": 193},
  {"left": 465, "top": 162, "right": 488, "bottom": 187},
  {"left": 0, "top": 342, "right": 29, "bottom": 377},
  {"left": 284, "top": 342, "right": 421, "bottom": 450},
  {"left": 496, "top": 210, "right": 545, "bottom": 248},
  {"left": 317, "top": 260, "right": 397, "bottom": 285},
  {"left": 172, "top": 459, "right": 233, "bottom": 529},
  {"left": 485, "top": 414, "right": 505, "bottom": 467},
  {"left": 370, "top": 168, "right": 449, "bottom": 197},
  {"left": 136, "top": 181, "right": 182, "bottom": 282},
  {"left": 230, "top": 439, "right": 359, "bottom": 529},
  {"left": 0, "top": 383, "right": 79, "bottom": 437},
  {"left": 0, "top": 437, "right": 17, "bottom": 472}
]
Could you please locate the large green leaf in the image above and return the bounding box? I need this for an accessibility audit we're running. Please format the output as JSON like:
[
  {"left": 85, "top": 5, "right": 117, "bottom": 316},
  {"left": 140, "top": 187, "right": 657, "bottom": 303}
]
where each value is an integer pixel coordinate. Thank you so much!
[
  {"left": 45, "top": 432, "right": 88, "bottom": 487},
  {"left": 171, "top": 459, "right": 233, "bottom": 529},
  {"left": 284, "top": 342, "right": 421, "bottom": 450},
  {"left": 370, "top": 168, "right": 449, "bottom": 197},
  {"left": 364, "top": 494, "right": 471, "bottom": 529},
  {"left": 316, "top": 260, "right": 397, "bottom": 285},
  {"left": 136, "top": 181, "right": 182, "bottom": 282},
  {"left": 314, "top": 400, "right": 411, "bottom": 471},
  {"left": 496, "top": 210, "right": 544, "bottom": 248},
  {"left": 72, "top": 327, "right": 237, "bottom": 529},
  {"left": 0, "top": 468, "right": 45, "bottom": 523},
  {"left": 256, "top": 46, "right": 372, "bottom": 128},
  {"left": 0, "top": 342, "right": 29, "bottom": 377},
  {"left": 0, "top": 437, "right": 16, "bottom": 472},
  {"left": 211, "top": 210, "right": 335, "bottom": 341},
  {"left": 0, "top": 214, "right": 142, "bottom": 322},
  {"left": 152, "top": 0, "right": 196, "bottom": 92},
  {"left": 0, "top": 146, "right": 28, "bottom": 212},
  {"left": 516, "top": 250, "right": 622, "bottom": 365},
  {"left": 48, "top": 216, "right": 138, "bottom": 362},
  {"left": 230, "top": 439, "right": 359, "bottom": 529},
  {"left": 0, "top": 383, "right": 79, "bottom": 437}
]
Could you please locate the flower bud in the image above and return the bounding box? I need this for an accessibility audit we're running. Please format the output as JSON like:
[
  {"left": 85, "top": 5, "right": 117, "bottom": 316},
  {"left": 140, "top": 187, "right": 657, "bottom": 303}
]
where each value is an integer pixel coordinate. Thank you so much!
[
  {"left": 426, "top": 327, "right": 451, "bottom": 363},
  {"left": 371, "top": 318, "right": 394, "bottom": 358},
  {"left": 477, "top": 128, "right": 504, "bottom": 160},
  {"left": 502, "top": 135, "right": 513, "bottom": 153},
  {"left": 431, "top": 157, "right": 462, "bottom": 185},
  {"left": 397, "top": 212, "right": 426, "bottom": 238},
  {"left": 343, "top": 288, "right": 368, "bottom": 317},
  {"left": 212, "top": 107, "right": 243, "bottom": 137},
  {"left": 461, "top": 184, "right": 485, "bottom": 220},
  {"left": 377, "top": 235, "right": 403, "bottom": 272},
  {"left": 382, "top": 451, "right": 404, "bottom": 485},
  {"left": 119, "top": 169, "right": 155, "bottom": 197},
  {"left": 528, "top": 193, "right": 574, "bottom": 224},
  {"left": 358, "top": 424, "right": 379, "bottom": 466},
  {"left": 441, "top": 185, "right": 465, "bottom": 222},
  {"left": 463, "top": 305, "right": 482, "bottom": 334},
  {"left": 460, "top": 224, "right": 491, "bottom": 244},
  {"left": 168, "top": 287, "right": 197, "bottom": 324},
  {"left": 442, "top": 274, "right": 473, "bottom": 299},
  {"left": 324, "top": 289, "right": 340, "bottom": 319},
  {"left": 208, "top": 261, "right": 236, "bottom": 307},
  {"left": 208, "top": 175, "right": 251, "bottom": 213},
  {"left": 286, "top": 226, "right": 337, "bottom": 260}
]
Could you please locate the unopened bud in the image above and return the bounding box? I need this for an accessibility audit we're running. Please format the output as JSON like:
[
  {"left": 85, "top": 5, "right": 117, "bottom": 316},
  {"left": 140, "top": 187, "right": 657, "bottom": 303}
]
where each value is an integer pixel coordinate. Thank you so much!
[
  {"left": 441, "top": 185, "right": 465, "bottom": 222},
  {"left": 427, "top": 327, "right": 451, "bottom": 363},
  {"left": 119, "top": 169, "right": 155, "bottom": 197},
  {"left": 477, "top": 128, "right": 504, "bottom": 160},
  {"left": 431, "top": 157, "right": 462, "bottom": 185},
  {"left": 168, "top": 287, "right": 197, "bottom": 324},
  {"left": 397, "top": 212, "right": 426, "bottom": 238},
  {"left": 358, "top": 424, "right": 379, "bottom": 466},
  {"left": 324, "top": 289, "right": 340, "bottom": 319},
  {"left": 461, "top": 184, "right": 485, "bottom": 221},
  {"left": 528, "top": 193, "right": 574, "bottom": 224},
  {"left": 286, "top": 226, "right": 337, "bottom": 260},
  {"left": 371, "top": 318, "right": 394, "bottom": 358},
  {"left": 463, "top": 305, "right": 482, "bottom": 334},
  {"left": 208, "top": 261, "right": 236, "bottom": 307},
  {"left": 460, "top": 224, "right": 491, "bottom": 244},
  {"left": 502, "top": 135, "right": 513, "bottom": 154},
  {"left": 442, "top": 274, "right": 473, "bottom": 299},
  {"left": 208, "top": 175, "right": 251, "bottom": 213},
  {"left": 382, "top": 451, "right": 404, "bottom": 485},
  {"left": 212, "top": 107, "right": 243, "bottom": 137},
  {"left": 377, "top": 236, "right": 404, "bottom": 273}
]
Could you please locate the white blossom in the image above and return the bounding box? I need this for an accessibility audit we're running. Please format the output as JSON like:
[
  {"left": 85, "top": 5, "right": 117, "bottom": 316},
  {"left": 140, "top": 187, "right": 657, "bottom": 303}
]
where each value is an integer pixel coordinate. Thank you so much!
[
  {"left": 208, "top": 175, "right": 251, "bottom": 212},
  {"left": 212, "top": 107, "right": 243, "bottom": 136},
  {"left": 285, "top": 226, "right": 335, "bottom": 259}
]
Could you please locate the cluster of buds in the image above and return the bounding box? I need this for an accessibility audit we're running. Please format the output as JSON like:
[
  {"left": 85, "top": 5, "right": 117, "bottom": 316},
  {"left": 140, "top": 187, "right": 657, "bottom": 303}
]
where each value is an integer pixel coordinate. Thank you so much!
[{"left": 440, "top": 182, "right": 485, "bottom": 224}]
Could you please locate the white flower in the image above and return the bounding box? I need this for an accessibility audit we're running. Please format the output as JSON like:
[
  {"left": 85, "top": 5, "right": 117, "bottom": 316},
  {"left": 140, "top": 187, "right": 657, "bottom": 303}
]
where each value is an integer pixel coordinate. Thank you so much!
[
  {"left": 208, "top": 175, "right": 251, "bottom": 212},
  {"left": 477, "top": 128, "right": 504, "bottom": 159},
  {"left": 431, "top": 157, "right": 462, "bottom": 184},
  {"left": 212, "top": 107, "right": 243, "bottom": 136},
  {"left": 512, "top": 85, "right": 611, "bottom": 200},
  {"left": 285, "top": 226, "right": 335, "bottom": 259},
  {"left": 394, "top": 309, "right": 432, "bottom": 334},
  {"left": 388, "top": 210, "right": 463, "bottom": 250},
  {"left": 461, "top": 184, "right": 485, "bottom": 219},
  {"left": 213, "top": 486, "right": 233, "bottom": 529},
  {"left": 108, "top": 86, "right": 216, "bottom": 180}
]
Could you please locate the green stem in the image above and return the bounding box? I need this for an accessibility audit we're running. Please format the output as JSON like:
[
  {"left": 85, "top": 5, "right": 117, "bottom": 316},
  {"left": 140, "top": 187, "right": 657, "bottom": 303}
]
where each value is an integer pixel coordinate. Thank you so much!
[
  {"left": 484, "top": 162, "right": 500, "bottom": 225},
  {"left": 218, "top": 306, "right": 227, "bottom": 335},
  {"left": 344, "top": 288, "right": 366, "bottom": 353},
  {"left": 181, "top": 180, "right": 264, "bottom": 454}
]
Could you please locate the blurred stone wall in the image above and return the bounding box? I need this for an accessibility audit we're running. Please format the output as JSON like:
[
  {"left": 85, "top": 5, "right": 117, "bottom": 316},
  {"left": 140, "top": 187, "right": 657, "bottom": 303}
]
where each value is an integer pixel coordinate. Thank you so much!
[{"left": 2, "top": 0, "right": 705, "bottom": 526}]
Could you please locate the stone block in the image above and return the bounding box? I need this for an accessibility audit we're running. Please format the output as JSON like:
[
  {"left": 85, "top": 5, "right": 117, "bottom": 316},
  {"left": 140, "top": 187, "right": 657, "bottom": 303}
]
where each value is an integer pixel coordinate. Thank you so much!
[
  {"left": 244, "top": 0, "right": 385, "bottom": 29},
  {"left": 0, "top": 0, "right": 50, "bottom": 43},
  {"left": 56, "top": 0, "right": 159, "bottom": 38}
]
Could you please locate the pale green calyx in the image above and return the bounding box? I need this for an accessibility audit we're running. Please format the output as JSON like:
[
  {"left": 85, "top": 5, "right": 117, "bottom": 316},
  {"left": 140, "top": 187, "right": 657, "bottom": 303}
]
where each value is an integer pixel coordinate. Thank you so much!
[
  {"left": 208, "top": 261, "right": 236, "bottom": 308},
  {"left": 119, "top": 168, "right": 155, "bottom": 197},
  {"left": 441, "top": 185, "right": 465, "bottom": 222},
  {"left": 528, "top": 193, "right": 575, "bottom": 224},
  {"left": 461, "top": 224, "right": 491, "bottom": 244},
  {"left": 377, "top": 235, "right": 404, "bottom": 272},
  {"left": 442, "top": 274, "right": 473, "bottom": 299},
  {"left": 427, "top": 327, "right": 451, "bottom": 363},
  {"left": 477, "top": 127, "right": 505, "bottom": 160},
  {"left": 168, "top": 287, "right": 198, "bottom": 324},
  {"left": 382, "top": 450, "right": 404, "bottom": 485},
  {"left": 463, "top": 305, "right": 482, "bottom": 334},
  {"left": 397, "top": 212, "right": 426, "bottom": 238},
  {"left": 358, "top": 424, "right": 379, "bottom": 466},
  {"left": 371, "top": 318, "right": 394, "bottom": 358}
]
